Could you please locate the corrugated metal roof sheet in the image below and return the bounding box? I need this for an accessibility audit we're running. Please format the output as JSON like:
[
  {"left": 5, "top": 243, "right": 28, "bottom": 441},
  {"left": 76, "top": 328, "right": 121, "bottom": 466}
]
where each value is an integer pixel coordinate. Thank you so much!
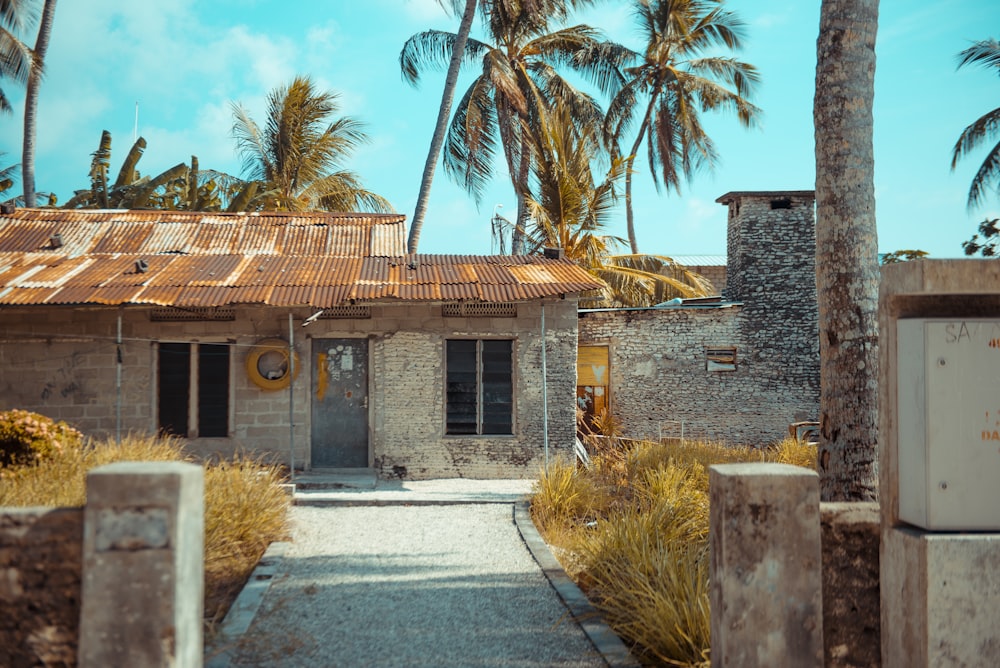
[{"left": 0, "top": 209, "right": 604, "bottom": 307}]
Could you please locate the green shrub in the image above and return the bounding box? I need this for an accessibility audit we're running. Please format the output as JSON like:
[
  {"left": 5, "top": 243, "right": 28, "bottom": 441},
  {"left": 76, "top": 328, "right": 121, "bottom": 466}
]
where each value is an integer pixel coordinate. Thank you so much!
[{"left": 0, "top": 409, "right": 83, "bottom": 467}]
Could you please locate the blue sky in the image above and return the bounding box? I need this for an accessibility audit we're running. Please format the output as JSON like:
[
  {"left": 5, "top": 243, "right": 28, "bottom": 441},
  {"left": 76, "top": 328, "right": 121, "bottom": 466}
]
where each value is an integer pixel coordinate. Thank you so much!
[{"left": 1, "top": 0, "right": 997, "bottom": 258}]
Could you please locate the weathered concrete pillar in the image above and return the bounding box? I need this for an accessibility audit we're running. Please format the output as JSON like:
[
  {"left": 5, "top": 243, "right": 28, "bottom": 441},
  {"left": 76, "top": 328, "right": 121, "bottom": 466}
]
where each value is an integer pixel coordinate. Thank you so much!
[
  {"left": 78, "top": 462, "right": 204, "bottom": 668},
  {"left": 882, "top": 527, "right": 1000, "bottom": 667},
  {"left": 709, "top": 462, "right": 823, "bottom": 668}
]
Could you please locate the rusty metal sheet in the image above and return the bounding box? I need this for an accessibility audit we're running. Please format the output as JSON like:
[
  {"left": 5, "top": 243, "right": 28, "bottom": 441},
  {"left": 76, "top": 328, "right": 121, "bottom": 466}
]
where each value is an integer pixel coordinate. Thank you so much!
[
  {"left": 269, "top": 285, "right": 315, "bottom": 306},
  {"left": 0, "top": 286, "right": 54, "bottom": 304},
  {"left": 508, "top": 264, "right": 557, "bottom": 284},
  {"left": 312, "top": 285, "right": 353, "bottom": 307},
  {"left": 370, "top": 222, "right": 405, "bottom": 256},
  {"left": 327, "top": 224, "right": 365, "bottom": 256},
  {"left": 14, "top": 257, "right": 95, "bottom": 288},
  {"left": 90, "top": 223, "right": 155, "bottom": 253}
]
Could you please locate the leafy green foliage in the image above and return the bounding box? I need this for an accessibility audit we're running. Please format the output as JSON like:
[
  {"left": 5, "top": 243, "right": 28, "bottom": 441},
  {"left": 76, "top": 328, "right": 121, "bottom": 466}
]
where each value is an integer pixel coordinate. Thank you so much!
[
  {"left": 532, "top": 436, "right": 816, "bottom": 666},
  {"left": 879, "top": 249, "right": 929, "bottom": 264},
  {"left": 0, "top": 409, "right": 83, "bottom": 467},
  {"left": 961, "top": 217, "right": 1000, "bottom": 257},
  {"left": 62, "top": 130, "right": 248, "bottom": 211}
]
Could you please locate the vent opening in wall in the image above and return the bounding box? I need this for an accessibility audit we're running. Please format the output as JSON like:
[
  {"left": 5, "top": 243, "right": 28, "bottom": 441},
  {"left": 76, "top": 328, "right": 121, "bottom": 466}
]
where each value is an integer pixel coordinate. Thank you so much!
[
  {"left": 770, "top": 198, "right": 792, "bottom": 210},
  {"left": 151, "top": 307, "right": 236, "bottom": 321},
  {"left": 706, "top": 346, "right": 737, "bottom": 372},
  {"left": 319, "top": 305, "right": 371, "bottom": 319},
  {"left": 443, "top": 302, "right": 517, "bottom": 318}
]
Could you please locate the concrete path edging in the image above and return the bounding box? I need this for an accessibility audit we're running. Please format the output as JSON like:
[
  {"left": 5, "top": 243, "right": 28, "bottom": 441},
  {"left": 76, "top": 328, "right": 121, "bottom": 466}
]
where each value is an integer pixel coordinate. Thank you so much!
[
  {"left": 514, "top": 501, "right": 641, "bottom": 668},
  {"left": 205, "top": 541, "right": 289, "bottom": 668}
]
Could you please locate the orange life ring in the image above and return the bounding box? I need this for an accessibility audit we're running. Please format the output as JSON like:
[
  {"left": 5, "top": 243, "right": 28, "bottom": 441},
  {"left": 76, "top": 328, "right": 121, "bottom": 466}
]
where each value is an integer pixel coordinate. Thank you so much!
[{"left": 245, "top": 338, "right": 301, "bottom": 391}]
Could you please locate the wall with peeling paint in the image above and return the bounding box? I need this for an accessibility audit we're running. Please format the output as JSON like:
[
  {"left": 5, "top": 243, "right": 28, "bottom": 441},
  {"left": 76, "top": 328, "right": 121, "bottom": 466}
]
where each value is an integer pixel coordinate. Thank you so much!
[{"left": 0, "top": 297, "right": 579, "bottom": 478}]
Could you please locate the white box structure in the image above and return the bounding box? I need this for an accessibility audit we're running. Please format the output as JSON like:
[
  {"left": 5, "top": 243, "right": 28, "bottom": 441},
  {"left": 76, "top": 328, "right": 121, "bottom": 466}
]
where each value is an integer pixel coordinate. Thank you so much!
[{"left": 897, "top": 318, "right": 1000, "bottom": 530}]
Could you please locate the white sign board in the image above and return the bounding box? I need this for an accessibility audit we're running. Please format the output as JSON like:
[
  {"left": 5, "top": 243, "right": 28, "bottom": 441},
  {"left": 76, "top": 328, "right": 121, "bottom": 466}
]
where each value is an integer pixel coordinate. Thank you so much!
[{"left": 897, "top": 319, "right": 1000, "bottom": 530}]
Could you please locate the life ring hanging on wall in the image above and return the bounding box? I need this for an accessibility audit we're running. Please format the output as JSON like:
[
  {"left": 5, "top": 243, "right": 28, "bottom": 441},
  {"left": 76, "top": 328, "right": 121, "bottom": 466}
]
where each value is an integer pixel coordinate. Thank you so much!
[{"left": 246, "top": 338, "right": 301, "bottom": 391}]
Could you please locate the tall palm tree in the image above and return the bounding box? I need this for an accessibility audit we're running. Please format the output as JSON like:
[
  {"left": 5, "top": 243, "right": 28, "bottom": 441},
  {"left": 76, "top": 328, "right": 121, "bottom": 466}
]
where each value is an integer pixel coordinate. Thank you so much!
[
  {"left": 401, "top": 0, "right": 627, "bottom": 253},
  {"left": 406, "top": 0, "right": 477, "bottom": 253},
  {"left": 951, "top": 38, "right": 1000, "bottom": 209},
  {"left": 21, "top": 0, "right": 55, "bottom": 207},
  {"left": 814, "top": 0, "right": 880, "bottom": 502},
  {"left": 524, "top": 104, "right": 711, "bottom": 306},
  {"left": 231, "top": 76, "right": 393, "bottom": 213},
  {"left": 605, "top": 0, "right": 760, "bottom": 253},
  {"left": 0, "top": 0, "right": 35, "bottom": 115}
]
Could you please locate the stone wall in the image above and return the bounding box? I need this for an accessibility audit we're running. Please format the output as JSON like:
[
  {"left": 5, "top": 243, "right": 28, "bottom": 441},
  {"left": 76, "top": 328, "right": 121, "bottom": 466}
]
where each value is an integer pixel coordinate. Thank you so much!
[
  {"left": 0, "top": 298, "right": 579, "bottom": 479},
  {"left": 578, "top": 191, "right": 819, "bottom": 447},
  {"left": 0, "top": 508, "right": 82, "bottom": 666}
]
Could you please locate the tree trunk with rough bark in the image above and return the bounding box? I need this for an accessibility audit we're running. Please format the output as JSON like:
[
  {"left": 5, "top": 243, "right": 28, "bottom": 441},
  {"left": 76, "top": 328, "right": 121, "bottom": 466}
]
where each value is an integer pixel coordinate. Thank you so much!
[
  {"left": 407, "top": 0, "right": 476, "bottom": 254},
  {"left": 22, "top": 0, "right": 57, "bottom": 208},
  {"left": 814, "top": 0, "right": 880, "bottom": 502}
]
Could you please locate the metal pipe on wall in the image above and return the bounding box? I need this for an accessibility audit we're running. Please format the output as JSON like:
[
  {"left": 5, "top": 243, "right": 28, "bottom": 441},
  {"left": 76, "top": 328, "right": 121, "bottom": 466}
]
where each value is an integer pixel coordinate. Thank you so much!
[
  {"left": 541, "top": 302, "right": 549, "bottom": 473},
  {"left": 116, "top": 310, "right": 122, "bottom": 446},
  {"left": 288, "top": 313, "right": 295, "bottom": 483}
]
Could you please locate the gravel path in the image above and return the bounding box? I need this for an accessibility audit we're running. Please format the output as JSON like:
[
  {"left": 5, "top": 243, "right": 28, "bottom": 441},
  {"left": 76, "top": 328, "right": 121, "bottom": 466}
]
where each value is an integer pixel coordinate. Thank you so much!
[{"left": 228, "top": 505, "right": 606, "bottom": 667}]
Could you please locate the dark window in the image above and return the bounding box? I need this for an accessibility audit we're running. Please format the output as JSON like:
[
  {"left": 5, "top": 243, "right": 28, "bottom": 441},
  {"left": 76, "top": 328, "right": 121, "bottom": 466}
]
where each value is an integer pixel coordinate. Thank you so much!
[
  {"left": 158, "top": 343, "right": 190, "bottom": 437},
  {"left": 158, "top": 343, "right": 230, "bottom": 438},
  {"left": 198, "top": 344, "right": 230, "bottom": 437},
  {"left": 446, "top": 339, "right": 513, "bottom": 435}
]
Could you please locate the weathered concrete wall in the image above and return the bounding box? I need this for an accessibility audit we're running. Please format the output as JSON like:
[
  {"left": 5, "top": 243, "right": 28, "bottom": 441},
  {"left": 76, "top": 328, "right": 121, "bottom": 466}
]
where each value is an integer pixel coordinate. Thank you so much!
[
  {"left": 0, "top": 507, "right": 82, "bottom": 667},
  {"left": 578, "top": 192, "right": 819, "bottom": 446},
  {"left": 370, "top": 299, "right": 577, "bottom": 479},
  {"left": 821, "top": 502, "right": 881, "bottom": 668},
  {"left": 0, "top": 298, "right": 578, "bottom": 478}
]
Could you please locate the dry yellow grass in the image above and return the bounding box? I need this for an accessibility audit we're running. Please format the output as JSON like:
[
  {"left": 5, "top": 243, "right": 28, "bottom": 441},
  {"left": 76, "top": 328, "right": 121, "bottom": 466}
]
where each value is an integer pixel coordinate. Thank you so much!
[
  {"left": 0, "top": 433, "right": 290, "bottom": 627},
  {"left": 532, "top": 436, "right": 816, "bottom": 666}
]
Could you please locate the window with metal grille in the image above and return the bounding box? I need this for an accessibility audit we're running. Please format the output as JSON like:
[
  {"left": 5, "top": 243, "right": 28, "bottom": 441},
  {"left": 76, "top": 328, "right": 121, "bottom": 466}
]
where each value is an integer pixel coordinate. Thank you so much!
[
  {"left": 150, "top": 307, "right": 236, "bottom": 321},
  {"left": 446, "top": 339, "right": 513, "bottom": 435},
  {"left": 157, "top": 343, "right": 230, "bottom": 437},
  {"left": 442, "top": 303, "right": 517, "bottom": 317}
]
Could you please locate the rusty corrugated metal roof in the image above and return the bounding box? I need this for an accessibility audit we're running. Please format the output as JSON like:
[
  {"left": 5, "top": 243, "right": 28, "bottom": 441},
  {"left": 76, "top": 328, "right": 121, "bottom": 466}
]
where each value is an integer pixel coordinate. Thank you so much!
[{"left": 0, "top": 209, "right": 604, "bottom": 308}]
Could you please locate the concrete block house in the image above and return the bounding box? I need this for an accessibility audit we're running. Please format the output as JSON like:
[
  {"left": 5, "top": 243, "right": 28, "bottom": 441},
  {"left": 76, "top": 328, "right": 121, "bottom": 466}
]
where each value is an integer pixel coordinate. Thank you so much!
[
  {"left": 577, "top": 191, "right": 821, "bottom": 446},
  {"left": 0, "top": 208, "right": 600, "bottom": 478}
]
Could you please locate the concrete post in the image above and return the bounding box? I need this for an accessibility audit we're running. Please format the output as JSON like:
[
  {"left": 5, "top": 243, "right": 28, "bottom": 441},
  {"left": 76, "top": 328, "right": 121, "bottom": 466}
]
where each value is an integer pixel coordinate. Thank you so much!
[
  {"left": 709, "top": 462, "right": 823, "bottom": 668},
  {"left": 78, "top": 462, "right": 204, "bottom": 668}
]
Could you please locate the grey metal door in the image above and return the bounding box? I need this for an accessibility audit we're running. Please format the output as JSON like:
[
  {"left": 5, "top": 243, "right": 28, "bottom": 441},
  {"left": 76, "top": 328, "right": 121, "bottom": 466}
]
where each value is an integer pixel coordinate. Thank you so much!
[{"left": 311, "top": 339, "right": 369, "bottom": 468}]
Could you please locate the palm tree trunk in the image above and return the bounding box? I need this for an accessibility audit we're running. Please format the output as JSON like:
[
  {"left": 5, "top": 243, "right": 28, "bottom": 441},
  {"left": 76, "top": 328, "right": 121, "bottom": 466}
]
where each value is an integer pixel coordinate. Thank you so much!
[
  {"left": 814, "top": 0, "right": 880, "bottom": 502},
  {"left": 512, "top": 140, "right": 531, "bottom": 255},
  {"left": 407, "top": 0, "right": 476, "bottom": 254},
  {"left": 21, "top": 0, "right": 57, "bottom": 208},
  {"left": 624, "top": 93, "right": 657, "bottom": 255}
]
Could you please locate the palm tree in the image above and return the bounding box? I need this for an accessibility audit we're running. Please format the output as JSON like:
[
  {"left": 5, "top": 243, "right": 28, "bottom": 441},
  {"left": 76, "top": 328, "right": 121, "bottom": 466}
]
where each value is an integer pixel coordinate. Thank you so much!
[
  {"left": 604, "top": 0, "right": 760, "bottom": 253},
  {"left": 21, "top": 0, "right": 56, "bottom": 207},
  {"left": 951, "top": 38, "right": 1000, "bottom": 209},
  {"left": 406, "top": 0, "right": 477, "bottom": 253},
  {"left": 231, "top": 76, "right": 393, "bottom": 213},
  {"left": 524, "top": 104, "right": 711, "bottom": 306},
  {"left": 814, "top": 0, "right": 880, "bottom": 502},
  {"left": 0, "top": 0, "right": 35, "bottom": 115},
  {"left": 401, "top": 0, "right": 627, "bottom": 253}
]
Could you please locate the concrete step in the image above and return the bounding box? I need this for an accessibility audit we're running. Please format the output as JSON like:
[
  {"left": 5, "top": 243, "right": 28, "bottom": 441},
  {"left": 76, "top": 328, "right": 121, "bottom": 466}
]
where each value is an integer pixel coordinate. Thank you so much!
[{"left": 291, "top": 468, "right": 377, "bottom": 490}]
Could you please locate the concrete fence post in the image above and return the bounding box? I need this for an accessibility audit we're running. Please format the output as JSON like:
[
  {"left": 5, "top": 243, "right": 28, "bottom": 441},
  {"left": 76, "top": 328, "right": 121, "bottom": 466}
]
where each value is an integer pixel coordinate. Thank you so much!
[
  {"left": 709, "top": 462, "right": 823, "bottom": 667},
  {"left": 78, "top": 461, "right": 204, "bottom": 668}
]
